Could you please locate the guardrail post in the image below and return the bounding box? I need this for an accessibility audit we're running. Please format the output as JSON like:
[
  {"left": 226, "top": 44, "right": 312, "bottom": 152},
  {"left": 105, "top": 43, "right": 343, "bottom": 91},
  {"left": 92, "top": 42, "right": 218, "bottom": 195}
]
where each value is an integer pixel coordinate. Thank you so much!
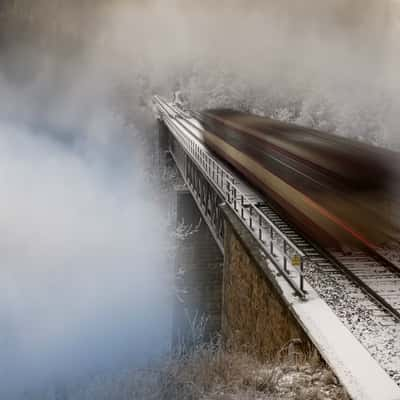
[
  {"left": 284, "top": 241, "right": 288, "bottom": 273},
  {"left": 270, "top": 226, "right": 274, "bottom": 256},
  {"left": 300, "top": 258, "right": 305, "bottom": 293},
  {"left": 185, "top": 154, "right": 189, "bottom": 180},
  {"left": 212, "top": 161, "right": 215, "bottom": 181}
]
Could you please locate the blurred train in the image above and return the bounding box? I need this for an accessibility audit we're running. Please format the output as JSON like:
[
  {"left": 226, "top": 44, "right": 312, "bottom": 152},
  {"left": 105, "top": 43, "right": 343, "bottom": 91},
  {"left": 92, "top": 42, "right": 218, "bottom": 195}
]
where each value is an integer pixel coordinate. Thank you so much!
[{"left": 194, "top": 109, "right": 400, "bottom": 250}]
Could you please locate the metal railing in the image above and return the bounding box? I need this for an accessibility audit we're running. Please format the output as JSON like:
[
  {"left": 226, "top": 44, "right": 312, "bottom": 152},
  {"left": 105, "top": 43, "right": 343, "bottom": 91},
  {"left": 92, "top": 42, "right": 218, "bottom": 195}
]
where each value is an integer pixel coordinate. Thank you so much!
[{"left": 153, "top": 95, "right": 307, "bottom": 298}]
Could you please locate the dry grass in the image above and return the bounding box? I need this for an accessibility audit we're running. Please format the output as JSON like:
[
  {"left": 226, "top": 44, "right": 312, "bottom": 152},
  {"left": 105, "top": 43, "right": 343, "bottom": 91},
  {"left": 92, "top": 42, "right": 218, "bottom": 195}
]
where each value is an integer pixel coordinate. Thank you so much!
[
  {"left": 154, "top": 341, "right": 349, "bottom": 400},
  {"left": 28, "top": 340, "right": 348, "bottom": 400}
]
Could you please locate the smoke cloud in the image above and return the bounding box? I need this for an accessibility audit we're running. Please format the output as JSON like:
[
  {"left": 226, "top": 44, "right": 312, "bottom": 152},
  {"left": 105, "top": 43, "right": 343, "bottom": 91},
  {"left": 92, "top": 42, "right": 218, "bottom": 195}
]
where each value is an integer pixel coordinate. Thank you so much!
[{"left": 1, "top": 0, "right": 400, "bottom": 397}]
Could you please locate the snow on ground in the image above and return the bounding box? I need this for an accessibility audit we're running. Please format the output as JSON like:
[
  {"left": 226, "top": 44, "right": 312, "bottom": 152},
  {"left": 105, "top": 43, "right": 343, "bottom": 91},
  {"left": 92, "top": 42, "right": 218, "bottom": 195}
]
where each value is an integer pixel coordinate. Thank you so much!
[
  {"left": 379, "top": 242, "right": 400, "bottom": 270},
  {"left": 305, "top": 261, "right": 400, "bottom": 385}
]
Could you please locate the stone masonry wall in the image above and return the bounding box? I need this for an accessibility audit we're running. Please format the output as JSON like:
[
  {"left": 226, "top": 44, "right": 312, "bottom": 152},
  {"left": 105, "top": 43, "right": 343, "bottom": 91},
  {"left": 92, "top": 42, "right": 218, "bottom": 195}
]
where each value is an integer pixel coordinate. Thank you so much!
[{"left": 221, "top": 205, "right": 313, "bottom": 359}]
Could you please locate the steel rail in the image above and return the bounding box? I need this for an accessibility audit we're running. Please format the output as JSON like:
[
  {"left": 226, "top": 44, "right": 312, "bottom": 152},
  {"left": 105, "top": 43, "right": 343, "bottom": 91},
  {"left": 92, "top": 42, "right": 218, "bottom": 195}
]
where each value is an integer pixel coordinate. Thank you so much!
[{"left": 330, "top": 248, "right": 400, "bottom": 322}]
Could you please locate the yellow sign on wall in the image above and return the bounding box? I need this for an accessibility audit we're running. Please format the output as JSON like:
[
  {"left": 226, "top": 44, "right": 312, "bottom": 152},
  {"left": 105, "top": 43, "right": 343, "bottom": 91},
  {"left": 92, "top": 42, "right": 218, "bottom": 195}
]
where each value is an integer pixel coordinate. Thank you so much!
[{"left": 291, "top": 255, "right": 301, "bottom": 266}]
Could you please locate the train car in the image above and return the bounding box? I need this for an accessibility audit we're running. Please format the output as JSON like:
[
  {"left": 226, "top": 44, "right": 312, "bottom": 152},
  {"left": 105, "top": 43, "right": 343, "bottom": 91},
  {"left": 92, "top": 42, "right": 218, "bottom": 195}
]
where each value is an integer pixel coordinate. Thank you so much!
[{"left": 196, "top": 109, "right": 400, "bottom": 250}]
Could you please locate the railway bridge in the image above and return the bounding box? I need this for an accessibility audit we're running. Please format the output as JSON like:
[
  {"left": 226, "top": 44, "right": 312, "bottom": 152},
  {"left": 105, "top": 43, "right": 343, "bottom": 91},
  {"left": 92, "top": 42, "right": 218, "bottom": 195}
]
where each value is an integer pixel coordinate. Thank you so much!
[{"left": 153, "top": 95, "right": 400, "bottom": 400}]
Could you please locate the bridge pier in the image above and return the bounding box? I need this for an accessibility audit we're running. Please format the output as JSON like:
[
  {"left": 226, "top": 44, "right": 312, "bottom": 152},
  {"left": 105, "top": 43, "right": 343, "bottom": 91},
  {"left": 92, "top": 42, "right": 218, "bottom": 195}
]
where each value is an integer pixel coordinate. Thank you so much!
[{"left": 172, "top": 185, "right": 223, "bottom": 349}]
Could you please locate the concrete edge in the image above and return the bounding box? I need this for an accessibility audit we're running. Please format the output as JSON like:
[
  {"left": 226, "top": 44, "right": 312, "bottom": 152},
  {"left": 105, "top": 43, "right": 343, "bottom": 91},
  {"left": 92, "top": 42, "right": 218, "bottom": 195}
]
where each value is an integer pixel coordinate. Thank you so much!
[{"left": 221, "top": 205, "right": 400, "bottom": 400}]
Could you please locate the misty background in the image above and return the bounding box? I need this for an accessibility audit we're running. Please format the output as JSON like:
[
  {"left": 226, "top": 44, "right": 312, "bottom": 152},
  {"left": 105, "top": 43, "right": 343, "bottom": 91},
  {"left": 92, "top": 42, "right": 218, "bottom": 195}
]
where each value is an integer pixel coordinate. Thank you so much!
[{"left": 0, "top": 0, "right": 400, "bottom": 398}]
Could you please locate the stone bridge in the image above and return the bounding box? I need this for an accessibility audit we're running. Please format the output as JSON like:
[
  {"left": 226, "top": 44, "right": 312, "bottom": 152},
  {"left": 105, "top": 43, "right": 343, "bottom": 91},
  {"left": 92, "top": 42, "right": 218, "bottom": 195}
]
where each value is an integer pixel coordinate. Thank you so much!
[{"left": 153, "top": 95, "right": 400, "bottom": 400}]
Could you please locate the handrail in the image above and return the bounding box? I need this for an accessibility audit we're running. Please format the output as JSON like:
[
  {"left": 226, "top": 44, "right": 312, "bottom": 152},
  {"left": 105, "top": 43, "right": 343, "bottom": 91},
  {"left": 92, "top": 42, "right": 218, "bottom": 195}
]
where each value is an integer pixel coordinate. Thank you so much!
[
  {"left": 154, "top": 96, "right": 306, "bottom": 257},
  {"left": 153, "top": 95, "right": 308, "bottom": 298}
]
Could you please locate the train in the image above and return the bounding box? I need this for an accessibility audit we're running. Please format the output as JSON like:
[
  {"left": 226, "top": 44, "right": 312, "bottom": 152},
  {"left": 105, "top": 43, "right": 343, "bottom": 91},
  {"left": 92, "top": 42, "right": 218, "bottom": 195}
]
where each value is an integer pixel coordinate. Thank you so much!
[{"left": 193, "top": 108, "right": 400, "bottom": 251}]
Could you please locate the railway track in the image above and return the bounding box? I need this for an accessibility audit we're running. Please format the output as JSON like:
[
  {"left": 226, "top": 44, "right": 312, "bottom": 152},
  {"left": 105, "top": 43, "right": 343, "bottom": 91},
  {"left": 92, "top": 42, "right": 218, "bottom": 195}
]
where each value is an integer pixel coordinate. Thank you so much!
[
  {"left": 257, "top": 202, "right": 400, "bottom": 325},
  {"left": 331, "top": 249, "right": 400, "bottom": 322}
]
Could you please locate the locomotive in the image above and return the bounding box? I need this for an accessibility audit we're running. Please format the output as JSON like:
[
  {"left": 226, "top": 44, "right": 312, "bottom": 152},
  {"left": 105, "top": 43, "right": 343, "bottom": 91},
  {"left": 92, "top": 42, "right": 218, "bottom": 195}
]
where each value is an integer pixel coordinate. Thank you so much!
[{"left": 196, "top": 109, "right": 400, "bottom": 250}]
